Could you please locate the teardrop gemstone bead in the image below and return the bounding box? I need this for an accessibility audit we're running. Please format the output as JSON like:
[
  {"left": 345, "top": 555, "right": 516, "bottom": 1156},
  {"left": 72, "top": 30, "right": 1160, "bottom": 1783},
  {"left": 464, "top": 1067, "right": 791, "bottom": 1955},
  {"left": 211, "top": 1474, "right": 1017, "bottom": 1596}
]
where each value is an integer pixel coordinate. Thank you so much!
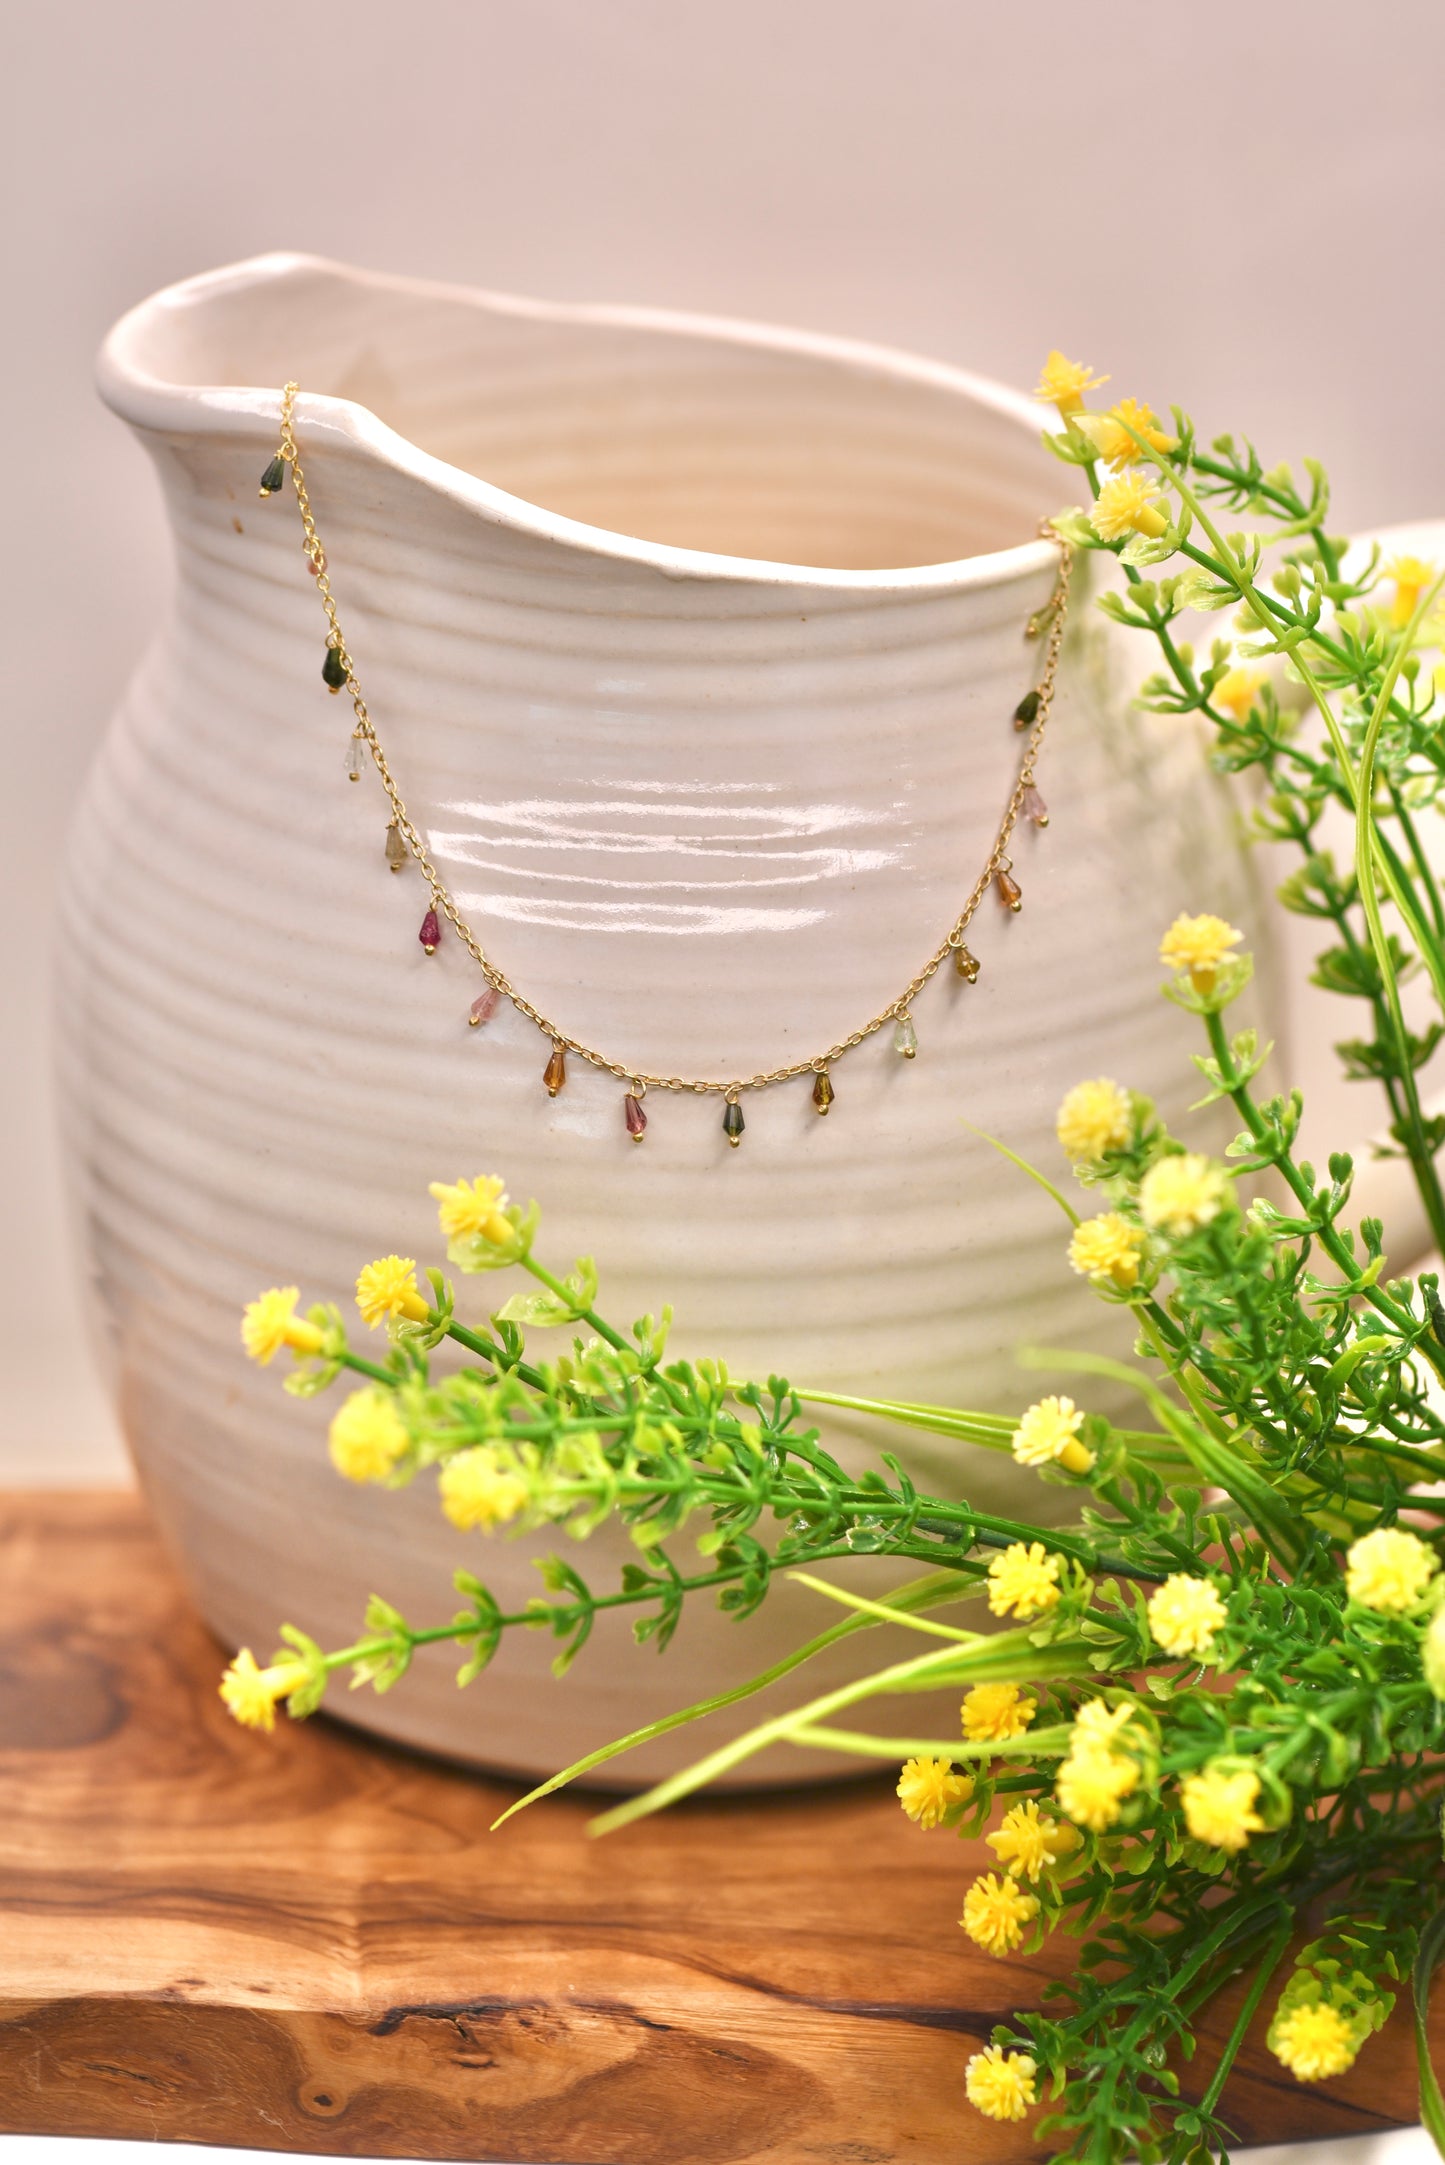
[
  {"left": 384, "top": 823, "right": 407, "bottom": 872},
  {"left": 893, "top": 1015, "right": 918, "bottom": 1059},
  {"left": 543, "top": 1043, "right": 567, "bottom": 1097},
  {"left": 468, "top": 987, "right": 501, "bottom": 1028},
  {"left": 624, "top": 1092, "right": 648, "bottom": 1141},
  {"left": 812, "top": 1070, "right": 834, "bottom": 1115},
  {"left": 723, "top": 1098, "right": 745, "bottom": 1147},
  {"left": 419, "top": 908, "right": 441, "bottom": 953},
  {"left": 258, "top": 453, "right": 286, "bottom": 497},
  {"left": 1013, "top": 689, "right": 1040, "bottom": 730},
  {"left": 996, "top": 869, "right": 1023, "bottom": 911},
  {"left": 322, "top": 645, "right": 348, "bottom": 693},
  {"left": 347, "top": 734, "right": 367, "bottom": 781},
  {"left": 953, "top": 943, "right": 981, "bottom": 982},
  {"left": 1020, "top": 785, "right": 1050, "bottom": 826}
]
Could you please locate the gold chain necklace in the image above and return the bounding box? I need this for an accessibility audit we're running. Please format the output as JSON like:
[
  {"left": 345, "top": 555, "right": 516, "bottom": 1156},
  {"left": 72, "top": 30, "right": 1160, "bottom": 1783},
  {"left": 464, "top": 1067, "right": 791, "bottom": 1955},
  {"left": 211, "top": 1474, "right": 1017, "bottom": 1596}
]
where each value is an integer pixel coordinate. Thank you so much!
[{"left": 259, "top": 383, "right": 1073, "bottom": 1147}]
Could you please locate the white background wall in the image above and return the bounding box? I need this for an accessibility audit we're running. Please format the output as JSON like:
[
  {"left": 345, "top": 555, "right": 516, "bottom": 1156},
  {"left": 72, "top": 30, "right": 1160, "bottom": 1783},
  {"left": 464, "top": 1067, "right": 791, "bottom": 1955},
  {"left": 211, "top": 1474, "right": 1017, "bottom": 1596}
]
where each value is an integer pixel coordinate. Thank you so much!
[{"left": 9, "top": 0, "right": 1445, "bottom": 1480}]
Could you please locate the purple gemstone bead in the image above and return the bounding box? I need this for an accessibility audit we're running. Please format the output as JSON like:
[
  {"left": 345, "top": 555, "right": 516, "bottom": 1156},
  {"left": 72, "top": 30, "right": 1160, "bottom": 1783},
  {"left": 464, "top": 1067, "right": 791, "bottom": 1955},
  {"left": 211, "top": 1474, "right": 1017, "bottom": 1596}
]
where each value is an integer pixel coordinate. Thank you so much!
[
  {"left": 419, "top": 908, "right": 441, "bottom": 953},
  {"left": 624, "top": 1092, "right": 648, "bottom": 1141}
]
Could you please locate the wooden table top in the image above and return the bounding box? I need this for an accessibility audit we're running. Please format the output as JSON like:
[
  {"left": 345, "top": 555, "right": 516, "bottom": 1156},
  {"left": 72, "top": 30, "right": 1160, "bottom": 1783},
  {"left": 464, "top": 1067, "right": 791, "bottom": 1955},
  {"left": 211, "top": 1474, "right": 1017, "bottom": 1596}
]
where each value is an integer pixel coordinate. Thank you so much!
[{"left": 0, "top": 1490, "right": 1424, "bottom": 2160}]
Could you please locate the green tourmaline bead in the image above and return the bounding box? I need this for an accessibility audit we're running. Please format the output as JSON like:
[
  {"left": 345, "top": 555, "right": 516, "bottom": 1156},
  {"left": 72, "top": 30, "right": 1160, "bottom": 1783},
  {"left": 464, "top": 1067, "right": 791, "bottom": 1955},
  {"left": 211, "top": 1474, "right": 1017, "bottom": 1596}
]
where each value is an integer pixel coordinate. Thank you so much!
[
  {"left": 1013, "top": 689, "right": 1040, "bottom": 729},
  {"left": 259, "top": 454, "right": 286, "bottom": 497},
  {"left": 322, "top": 645, "right": 348, "bottom": 692},
  {"left": 723, "top": 1099, "right": 745, "bottom": 1147},
  {"left": 812, "top": 1070, "right": 835, "bottom": 1114}
]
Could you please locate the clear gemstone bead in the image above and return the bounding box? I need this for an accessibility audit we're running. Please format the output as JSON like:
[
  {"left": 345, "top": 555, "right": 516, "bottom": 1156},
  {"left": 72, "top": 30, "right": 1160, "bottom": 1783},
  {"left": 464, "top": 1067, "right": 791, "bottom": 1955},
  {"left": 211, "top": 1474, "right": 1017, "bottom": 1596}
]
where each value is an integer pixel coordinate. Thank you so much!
[
  {"left": 1020, "top": 785, "right": 1049, "bottom": 826},
  {"left": 893, "top": 1015, "right": 918, "bottom": 1059},
  {"left": 347, "top": 734, "right": 367, "bottom": 780}
]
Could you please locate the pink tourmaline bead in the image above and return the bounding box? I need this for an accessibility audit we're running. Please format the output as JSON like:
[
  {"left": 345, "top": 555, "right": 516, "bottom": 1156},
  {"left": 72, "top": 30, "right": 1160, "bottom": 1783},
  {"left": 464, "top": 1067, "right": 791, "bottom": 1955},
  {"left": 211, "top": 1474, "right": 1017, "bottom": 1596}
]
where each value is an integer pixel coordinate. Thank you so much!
[
  {"left": 624, "top": 1092, "right": 648, "bottom": 1141},
  {"left": 468, "top": 987, "right": 501, "bottom": 1028},
  {"left": 419, "top": 908, "right": 441, "bottom": 953},
  {"left": 1021, "top": 785, "right": 1050, "bottom": 826}
]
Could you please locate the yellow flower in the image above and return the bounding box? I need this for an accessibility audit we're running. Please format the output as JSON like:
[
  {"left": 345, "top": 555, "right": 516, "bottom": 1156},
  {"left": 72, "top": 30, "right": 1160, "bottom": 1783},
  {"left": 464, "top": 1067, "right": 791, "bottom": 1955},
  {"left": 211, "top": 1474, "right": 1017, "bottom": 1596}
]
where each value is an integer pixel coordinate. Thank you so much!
[
  {"left": 355, "top": 1255, "right": 431, "bottom": 1330},
  {"left": 218, "top": 1647, "right": 310, "bottom": 1733},
  {"left": 1079, "top": 396, "right": 1177, "bottom": 467},
  {"left": 1270, "top": 1999, "right": 1360, "bottom": 2083},
  {"left": 1056, "top": 1746, "right": 1138, "bottom": 1832},
  {"left": 897, "top": 1756, "right": 973, "bottom": 1828},
  {"left": 961, "top": 1871, "right": 1040, "bottom": 1956},
  {"left": 1056, "top": 1077, "right": 1133, "bottom": 1163},
  {"left": 1147, "top": 1573, "right": 1228, "bottom": 1660},
  {"left": 1138, "top": 1152, "right": 1230, "bottom": 1238},
  {"left": 986, "top": 1542, "right": 1062, "bottom": 1620},
  {"left": 962, "top": 1681, "right": 1037, "bottom": 1743},
  {"left": 1423, "top": 1605, "right": 1445, "bottom": 1698},
  {"left": 987, "top": 1799, "right": 1081, "bottom": 1882},
  {"left": 1091, "top": 471, "right": 1168, "bottom": 541},
  {"left": 240, "top": 1286, "right": 324, "bottom": 1365},
  {"left": 1386, "top": 554, "right": 1435, "bottom": 630},
  {"left": 328, "top": 1389, "right": 410, "bottom": 1484},
  {"left": 1180, "top": 1764, "right": 1264, "bottom": 1853},
  {"left": 1068, "top": 1212, "right": 1146, "bottom": 1290},
  {"left": 1213, "top": 664, "right": 1267, "bottom": 720},
  {"left": 1011, "top": 1395, "right": 1095, "bottom": 1475},
  {"left": 1071, "top": 1698, "right": 1137, "bottom": 1751},
  {"left": 1345, "top": 1525, "right": 1439, "bottom": 1612},
  {"left": 1034, "top": 349, "right": 1109, "bottom": 416},
  {"left": 1159, "top": 911, "right": 1244, "bottom": 991},
  {"left": 429, "top": 1174, "right": 513, "bottom": 1245},
  {"left": 438, "top": 1446, "right": 529, "bottom": 1532},
  {"left": 965, "top": 2044, "right": 1038, "bottom": 2122}
]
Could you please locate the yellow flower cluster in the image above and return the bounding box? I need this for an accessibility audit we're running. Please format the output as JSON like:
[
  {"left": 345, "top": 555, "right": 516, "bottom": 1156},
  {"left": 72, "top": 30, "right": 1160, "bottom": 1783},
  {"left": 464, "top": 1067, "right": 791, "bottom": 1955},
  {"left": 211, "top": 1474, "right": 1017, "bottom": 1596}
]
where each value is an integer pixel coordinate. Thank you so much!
[
  {"left": 438, "top": 1446, "right": 529, "bottom": 1532},
  {"left": 1146, "top": 1573, "right": 1228, "bottom": 1661},
  {"left": 1213, "top": 664, "right": 1266, "bottom": 721},
  {"left": 1091, "top": 472, "right": 1167, "bottom": 542},
  {"left": 1056, "top": 1076, "right": 1133, "bottom": 1164},
  {"left": 1034, "top": 350, "right": 1109, "bottom": 416},
  {"left": 355, "top": 1255, "right": 431, "bottom": 1330},
  {"left": 328, "top": 1388, "right": 410, "bottom": 1483},
  {"left": 965, "top": 2044, "right": 1037, "bottom": 2122},
  {"left": 1079, "top": 396, "right": 1177, "bottom": 468},
  {"left": 430, "top": 1174, "right": 513, "bottom": 1245},
  {"left": 1180, "top": 1764, "right": 1264, "bottom": 1853},
  {"left": 1055, "top": 1700, "right": 1139, "bottom": 1832},
  {"left": 987, "top": 1798, "right": 1080, "bottom": 1883},
  {"left": 1010, "top": 1396, "right": 1095, "bottom": 1475},
  {"left": 961, "top": 1871, "right": 1040, "bottom": 1956},
  {"left": 897, "top": 1756, "right": 973, "bottom": 1828},
  {"left": 986, "top": 1541, "right": 1062, "bottom": 1620},
  {"left": 962, "top": 1681, "right": 1036, "bottom": 1743},
  {"left": 1270, "top": 1998, "right": 1360, "bottom": 2082},
  {"left": 1345, "top": 1525, "right": 1439, "bottom": 1611},
  {"left": 1138, "top": 1152, "right": 1230, "bottom": 1237},
  {"left": 1385, "top": 553, "right": 1435, "bottom": 631},
  {"left": 1068, "top": 1211, "right": 1146, "bottom": 1289},
  {"left": 218, "top": 1648, "right": 309, "bottom": 1733},
  {"left": 1159, "top": 911, "right": 1244, "bottom": 991},
  {"left": 241, "top": 1286, "right": 324, "bottom": 1366}
]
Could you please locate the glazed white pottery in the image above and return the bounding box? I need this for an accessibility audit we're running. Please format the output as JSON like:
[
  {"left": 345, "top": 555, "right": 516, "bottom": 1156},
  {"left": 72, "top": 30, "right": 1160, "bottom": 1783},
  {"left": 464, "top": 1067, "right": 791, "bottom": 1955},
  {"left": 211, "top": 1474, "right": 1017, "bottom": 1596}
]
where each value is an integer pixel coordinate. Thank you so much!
[{"left": 60, "top": 254, "right": 1270, "bottom": 1783}]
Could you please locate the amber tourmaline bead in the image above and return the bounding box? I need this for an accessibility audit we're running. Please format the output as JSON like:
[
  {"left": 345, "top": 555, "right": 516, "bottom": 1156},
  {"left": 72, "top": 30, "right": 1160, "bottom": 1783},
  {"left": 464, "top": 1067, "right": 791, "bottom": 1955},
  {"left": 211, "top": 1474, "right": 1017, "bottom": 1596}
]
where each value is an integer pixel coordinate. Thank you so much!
[
  {"left": 259, "top": 453, "right": 286, "bottom": 497},
  {"left": 624, "top": 1092, "right": 648, "bottom": 1141},
  {"left": 544, "top": 1042, "right": 568, "bottom": 1097},
  {"left": 322, "top": 644, "right": 348, "bottom": 693},
  {"left": 996, "top": 869, "right": 1023, "bottom": 911},
  {"left": 953, "top": 943, "right": 981, "bottom": 982},
  {"left": 1013, "top": 689, "right": 1040, "bottom": 730},
  {"left": 812, "top": 1069, "right": 835, "bottom": 1115},
  {"left": 723, "top": 1098, "right": 745, "bottom": 1147},
  {"left": 419, "top": 908, "right": 441, "bottom": 953}
]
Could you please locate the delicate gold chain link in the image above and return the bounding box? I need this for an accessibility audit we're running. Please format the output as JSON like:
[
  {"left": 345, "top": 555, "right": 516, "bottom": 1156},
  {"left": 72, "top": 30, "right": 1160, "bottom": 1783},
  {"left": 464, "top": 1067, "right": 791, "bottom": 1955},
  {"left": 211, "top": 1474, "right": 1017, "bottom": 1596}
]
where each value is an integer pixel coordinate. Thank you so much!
[{"left": 274, "top": 382, "right": 1072, "bottom": 1097}]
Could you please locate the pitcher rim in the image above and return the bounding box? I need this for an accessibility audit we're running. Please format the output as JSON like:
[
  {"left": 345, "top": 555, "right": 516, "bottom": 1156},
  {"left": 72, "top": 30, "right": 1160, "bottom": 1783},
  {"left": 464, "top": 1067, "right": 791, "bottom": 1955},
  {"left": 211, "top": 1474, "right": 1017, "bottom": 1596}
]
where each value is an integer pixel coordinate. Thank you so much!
[{"left": 97, "top": 250, "right": 1064, "bottom": 596}]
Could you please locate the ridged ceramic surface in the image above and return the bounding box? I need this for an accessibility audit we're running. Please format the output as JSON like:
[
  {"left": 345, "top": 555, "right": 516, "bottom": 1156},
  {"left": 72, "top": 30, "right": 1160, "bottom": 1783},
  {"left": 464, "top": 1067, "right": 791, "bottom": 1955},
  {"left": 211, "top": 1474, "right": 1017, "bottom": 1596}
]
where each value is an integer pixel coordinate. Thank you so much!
[{"left": 58, "top": 255, "right": 1270, "bottom": 1783}]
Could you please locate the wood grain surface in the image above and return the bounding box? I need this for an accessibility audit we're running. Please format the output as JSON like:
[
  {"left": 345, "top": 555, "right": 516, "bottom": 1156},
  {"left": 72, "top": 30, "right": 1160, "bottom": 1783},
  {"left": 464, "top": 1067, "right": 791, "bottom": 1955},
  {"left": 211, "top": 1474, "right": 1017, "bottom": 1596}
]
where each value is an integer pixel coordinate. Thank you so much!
[{"left": 0, "top": 1491, "right": 1426, "bottom": 2159}]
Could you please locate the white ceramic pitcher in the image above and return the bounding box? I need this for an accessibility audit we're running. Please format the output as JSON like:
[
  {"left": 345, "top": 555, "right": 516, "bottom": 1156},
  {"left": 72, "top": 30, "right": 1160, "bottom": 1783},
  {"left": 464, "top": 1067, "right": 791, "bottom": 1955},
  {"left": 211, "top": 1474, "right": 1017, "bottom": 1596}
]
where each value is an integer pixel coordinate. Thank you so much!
[{"left": 59, "top": 254, "right": 1270, "bottom": 1782}]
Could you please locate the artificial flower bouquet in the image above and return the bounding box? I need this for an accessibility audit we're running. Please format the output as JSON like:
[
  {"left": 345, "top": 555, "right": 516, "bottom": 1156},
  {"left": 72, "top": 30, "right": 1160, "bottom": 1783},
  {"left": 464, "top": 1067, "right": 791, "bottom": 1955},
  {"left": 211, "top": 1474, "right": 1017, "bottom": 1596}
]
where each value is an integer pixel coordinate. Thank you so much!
[{"left": 222, "top": 359, "right": 1445, "bottom": 2164}]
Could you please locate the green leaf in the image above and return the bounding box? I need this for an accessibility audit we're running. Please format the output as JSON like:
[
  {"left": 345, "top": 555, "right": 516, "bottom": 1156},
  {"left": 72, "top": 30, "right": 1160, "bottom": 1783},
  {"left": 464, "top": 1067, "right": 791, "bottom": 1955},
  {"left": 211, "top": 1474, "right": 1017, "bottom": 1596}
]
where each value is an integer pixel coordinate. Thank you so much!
[{"left": 1413, "top": 1907, "right": 1445, "bottom": 2157}]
